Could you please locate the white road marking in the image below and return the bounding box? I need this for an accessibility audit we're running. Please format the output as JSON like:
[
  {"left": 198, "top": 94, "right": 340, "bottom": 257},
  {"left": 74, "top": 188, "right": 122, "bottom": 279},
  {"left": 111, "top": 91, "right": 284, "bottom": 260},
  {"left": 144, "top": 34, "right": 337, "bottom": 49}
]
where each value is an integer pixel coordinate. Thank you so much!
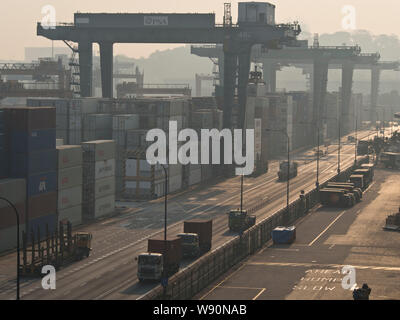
[{"left": 308, "top": 210, "right": 346, "bottom": 246}]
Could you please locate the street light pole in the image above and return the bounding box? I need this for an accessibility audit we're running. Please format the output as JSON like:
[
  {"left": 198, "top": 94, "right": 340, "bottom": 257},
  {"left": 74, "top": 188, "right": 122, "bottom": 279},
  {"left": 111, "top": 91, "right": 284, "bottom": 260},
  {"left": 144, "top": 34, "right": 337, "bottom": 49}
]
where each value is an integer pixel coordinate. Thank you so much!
[
  {"left": 354, "top": 111, "right": 358, "bottom": 165},
  {"left": 240, "top": 174, "right": 244, "bottom": 212},
  {"left": 160, "top": 165, "right": 168, "bottom": 241},
  {"left": 316, "top": 127, "right": 320, "bottom": 189},
  {"left": 160, "top": 164, "right": 168, "bottom": 297},
  {"left": 265, "top": 128, "right": 290, "bottom": 221},
  {"left": 0, "top": 197, "right": 20, "bottom": 300},
  {"left": 338, "top": 117, "right": 341, "bottom": 174}
]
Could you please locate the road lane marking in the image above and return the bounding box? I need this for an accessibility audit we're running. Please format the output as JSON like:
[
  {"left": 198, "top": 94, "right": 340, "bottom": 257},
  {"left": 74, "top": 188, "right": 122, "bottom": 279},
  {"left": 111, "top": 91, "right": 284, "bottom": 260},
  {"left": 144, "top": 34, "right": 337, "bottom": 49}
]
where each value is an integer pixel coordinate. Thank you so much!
[
  {"left": 247, "top": 261, "right": 400, "bottom": 272},
  {"left": 252, "top": 288, "right": 266, "bottom": 300},
  {"left": 308, "top": 210, "right": 346, "bottom": 246},
  {"left": 199, "top": 264, "right": 247, "bottom": 300}
]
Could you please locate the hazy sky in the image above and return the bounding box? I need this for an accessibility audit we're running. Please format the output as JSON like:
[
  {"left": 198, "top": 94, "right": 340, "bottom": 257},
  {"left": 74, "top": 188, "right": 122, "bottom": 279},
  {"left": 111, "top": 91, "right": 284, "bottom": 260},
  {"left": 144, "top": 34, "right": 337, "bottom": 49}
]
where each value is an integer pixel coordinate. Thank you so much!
[{"left": 1, "top": 0, "right": 399, "bottom": 60}]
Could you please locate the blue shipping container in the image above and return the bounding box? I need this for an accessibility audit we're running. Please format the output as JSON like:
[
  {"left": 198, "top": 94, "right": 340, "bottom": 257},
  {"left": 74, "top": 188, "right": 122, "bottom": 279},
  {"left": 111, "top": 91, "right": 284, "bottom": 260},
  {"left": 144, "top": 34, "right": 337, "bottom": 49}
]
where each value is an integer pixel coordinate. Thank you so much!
[
  {"left": 27, "top": 214, "right": 57, "bottom": 241},
  {"left": 272, "top": 226, "right": 296, "bottom": 244},
  {"left": 0, "top": 151, "right": 9, "bottom": 179},
  {"left": 26, "top": 171, "right": 57, "bottom": 197},
  {"left": 10, "top": 129, "right": 56, "bottom": 153},
  {"left": 10, "top": 149, "right": 56, "bottom": 177},
  {"left": 0, "top": 133, "right": 5, "bottom": 149}
]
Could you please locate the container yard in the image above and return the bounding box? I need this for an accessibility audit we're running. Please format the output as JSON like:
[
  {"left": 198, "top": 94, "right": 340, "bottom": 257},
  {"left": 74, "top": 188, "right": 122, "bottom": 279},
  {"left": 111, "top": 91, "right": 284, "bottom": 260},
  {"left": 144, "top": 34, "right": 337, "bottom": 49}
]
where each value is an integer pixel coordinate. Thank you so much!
[{"left": 1, "top": 0, "right": 400, "bottom": 307}]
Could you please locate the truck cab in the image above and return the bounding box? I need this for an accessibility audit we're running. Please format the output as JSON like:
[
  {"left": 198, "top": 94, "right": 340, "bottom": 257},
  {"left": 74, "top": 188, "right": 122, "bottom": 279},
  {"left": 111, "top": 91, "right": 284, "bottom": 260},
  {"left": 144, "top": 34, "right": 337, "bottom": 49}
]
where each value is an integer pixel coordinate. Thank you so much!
[
  {"left": 74, "top": 232, "right": 92, "bottom": 260},
  {"left": 137, "top": 253, "right": 163, "bottom": 281},
  {"left": 349, "top": 174, "right": 364, "bottom": 190},
  {"left": 177, "top": 233, "right": 200, "bottom": 258},
  {"left": 278, "top": 161, "right": 298, "bottom": 181},
  {"left": 228, "top": 209, "right": 256, "bottom": 232}
]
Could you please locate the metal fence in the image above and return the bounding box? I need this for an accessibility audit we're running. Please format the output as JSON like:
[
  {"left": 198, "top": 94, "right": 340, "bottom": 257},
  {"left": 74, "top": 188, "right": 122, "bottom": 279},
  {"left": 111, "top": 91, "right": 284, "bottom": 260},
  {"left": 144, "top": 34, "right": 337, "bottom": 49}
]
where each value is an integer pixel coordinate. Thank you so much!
[{"left": 140, "top": 157, "right": 369, "bottom": 300}]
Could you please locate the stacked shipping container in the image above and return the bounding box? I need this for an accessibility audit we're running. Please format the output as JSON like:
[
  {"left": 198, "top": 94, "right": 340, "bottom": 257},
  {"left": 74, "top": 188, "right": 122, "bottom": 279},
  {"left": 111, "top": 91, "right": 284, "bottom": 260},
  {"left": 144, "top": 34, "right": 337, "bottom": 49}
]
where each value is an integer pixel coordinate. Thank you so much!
[
  {"left": 57, "top": 145, "right": 83, "bottom": 226},
  {"left": 0, "top": 179, "right": 26, "bottom": 252},
  {"left": 112, "top": 114, "right": 140, "bottom": 197},
  {"left": 0, "top": 109, "right": 8, "bottom": 178},
  {"left": 82, "top": 140, "right": 116, "bottom": 221},
  {"left": 7, "top": 107, "right": 57, "bottom": 240}
]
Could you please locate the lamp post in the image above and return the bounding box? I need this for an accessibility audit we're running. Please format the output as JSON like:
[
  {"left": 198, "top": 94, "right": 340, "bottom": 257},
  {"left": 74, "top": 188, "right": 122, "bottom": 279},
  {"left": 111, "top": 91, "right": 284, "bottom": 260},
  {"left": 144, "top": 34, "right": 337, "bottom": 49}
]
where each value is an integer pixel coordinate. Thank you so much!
[
  {"left": 299, "top": 122, "right": 320, "bottom": 189},
  {"left": 324, "top": 116, "right": 341, "bottom": 175},
  {"left": 0, "top": 197, "right": 20, "bottom": 300},
  {"left": 160, "top": 164, "right": 168, "bottom": 296},
  {"left": 240, "top": 174, "right": 244, "bottom": 212},
  {"left": 160, "top": 164, "right": 168, "bottom": 241},
  {"left": 266, "top": 129, "right": 290, "bottom": 221}
]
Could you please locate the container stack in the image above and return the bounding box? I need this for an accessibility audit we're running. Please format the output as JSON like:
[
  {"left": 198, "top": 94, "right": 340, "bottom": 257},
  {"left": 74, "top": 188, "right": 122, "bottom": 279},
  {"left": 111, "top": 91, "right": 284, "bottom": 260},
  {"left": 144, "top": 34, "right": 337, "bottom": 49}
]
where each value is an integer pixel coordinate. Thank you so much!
[
  {"left": 57, "top": 145, "right": 83, "bottom": 226},
  {"left": 124, "top": 150, "right": 165, "bottom": 200},
  {"left": 69, "top": 98, "right": 98, "bottom": 144},
  {"left": 7, "top": 107, "right": 58, "bottom": 240},
  {"left": 112, "top": 114, "right": 140, "bottom": 198},
  {"left": 0, "top": 109, "right": 8, "bottom": 179},
  {"left": 26, "top": 98, "right": 71, "bottom": 143},
  {"left": 0, "top": 179, "right": 26, "bottom": 252},
  {"left": 83, "top": 114, "right": 113, "bottom": 141},
  {"left": 82, "top": 140, "right": 116, "bottom": 221}
]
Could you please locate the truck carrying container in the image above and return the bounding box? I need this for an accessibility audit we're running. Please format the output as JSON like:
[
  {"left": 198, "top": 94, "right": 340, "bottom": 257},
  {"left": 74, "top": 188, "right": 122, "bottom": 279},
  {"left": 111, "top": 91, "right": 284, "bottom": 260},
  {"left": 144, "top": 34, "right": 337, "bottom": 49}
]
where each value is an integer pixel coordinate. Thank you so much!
[
  {"left": 319, "top": 188, "right": 354, "bottom": 208},
  {"left": 353, "top": 168, "right": 373, "bottom": 187},
  {"left": 272, "top": 226, "right": 296, "bottom": 244},
  {"left": 357, "top": 140, "right": 370, "bottom": 155},
  {"left": 349, "top": 174, "right": 364, "bottom": 190},
  {"left": 183, "top": 219, "right": 212, "bottom": 253},
  {"left": 326, "top": 182, "right": 362, "bottom": 202},
  {"left": 139, "top": 237, "right": 182, "bottom": 279}
]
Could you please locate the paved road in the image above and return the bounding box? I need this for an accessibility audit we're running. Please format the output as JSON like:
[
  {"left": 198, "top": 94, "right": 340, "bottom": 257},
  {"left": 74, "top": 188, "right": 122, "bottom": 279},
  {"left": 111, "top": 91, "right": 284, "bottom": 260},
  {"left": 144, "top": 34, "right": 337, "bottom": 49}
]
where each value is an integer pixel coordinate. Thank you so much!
[
  {"left": 197, "top": 168, "right": 400, "bottom": 300},
  {"left": 0, "top": 127, "right": 390, "bottom": 300}
]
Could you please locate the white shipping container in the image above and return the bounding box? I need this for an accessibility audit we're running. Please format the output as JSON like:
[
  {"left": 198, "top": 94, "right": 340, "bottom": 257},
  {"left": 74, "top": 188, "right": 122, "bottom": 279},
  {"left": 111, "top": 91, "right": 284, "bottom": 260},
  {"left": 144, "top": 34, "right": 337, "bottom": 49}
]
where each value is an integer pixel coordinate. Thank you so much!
[
  {"left": 94, "top": 159, "right": 116, "bottom": 180},
  {"left": 189, "top": 167, "right": 202, "bottom": 186},
  {"left": 94, "top": 176, "right": 115, "bottom": 199},
  {"left": 112, "top": 114, "right": 140, "bottom": 131},
  {"left": 58, "top": 185, "right": 83, "bottom": 210},
  {"left": 94, "top": 194, "right": 115, "bottom": 218},
  {"left": 58, "top": 166, "right": 83, "bottom": 190},
  {"left": 57, "top": 145, "right": 83, "bottom": 169},
  {"left": 169, "top": 174, "right": 182, "bottom": 193},
  {"left": 58, "top": 205, "right": 82, "bottom": 227},
  {"left": 82, "top": 140, "right": 116, "bottom": 162}
]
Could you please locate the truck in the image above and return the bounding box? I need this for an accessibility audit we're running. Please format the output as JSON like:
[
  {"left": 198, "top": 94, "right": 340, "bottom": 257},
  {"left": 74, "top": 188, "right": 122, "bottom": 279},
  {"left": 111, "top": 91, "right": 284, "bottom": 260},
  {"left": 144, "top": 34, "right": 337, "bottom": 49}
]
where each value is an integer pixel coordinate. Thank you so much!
[
  {"left": 353, "top": 168, "right": 373, "bottom": 188},
  {"left": 228, "top": 209, "right": 256, "bottom": 232},
  {"left": 383, "top": 208, "right": 400, "bottom": 231},
  {"left": 73, "top": 232, "right": 93, "bottom": 260},
  {"left": 361, "top": 163, "right": 375, "bottom": 178},
  {"left": 380, "top": 152, "right": 400, "bottom": 169},
  {"left": 137, "top": 237, "right": 182, "bottom": 281},
  {"left": 357, "top": 140, "right": 370, "bottom": 155},
  {"left": 325, "top": 182, "right": 362, "bottom": 202},
  {"left": 319, "top": 188, "right": 355, "bottom": 208},
  {"left": 182, "top": 219, "right": 212, "bottom": 255},
  {"left": 349, "top": 174, "right": 364, "bottom": 190},
  {"left": 278, "top": 161, "right": 298, "bottom": 181}
]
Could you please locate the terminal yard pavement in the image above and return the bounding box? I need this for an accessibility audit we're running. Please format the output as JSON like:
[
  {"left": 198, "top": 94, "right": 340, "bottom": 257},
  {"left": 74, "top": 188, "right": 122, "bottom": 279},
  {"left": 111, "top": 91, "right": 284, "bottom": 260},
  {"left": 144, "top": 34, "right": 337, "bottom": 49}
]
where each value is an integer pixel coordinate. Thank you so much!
[{"left": 197, "top": 167, "right": 400, "bottom": 300}]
